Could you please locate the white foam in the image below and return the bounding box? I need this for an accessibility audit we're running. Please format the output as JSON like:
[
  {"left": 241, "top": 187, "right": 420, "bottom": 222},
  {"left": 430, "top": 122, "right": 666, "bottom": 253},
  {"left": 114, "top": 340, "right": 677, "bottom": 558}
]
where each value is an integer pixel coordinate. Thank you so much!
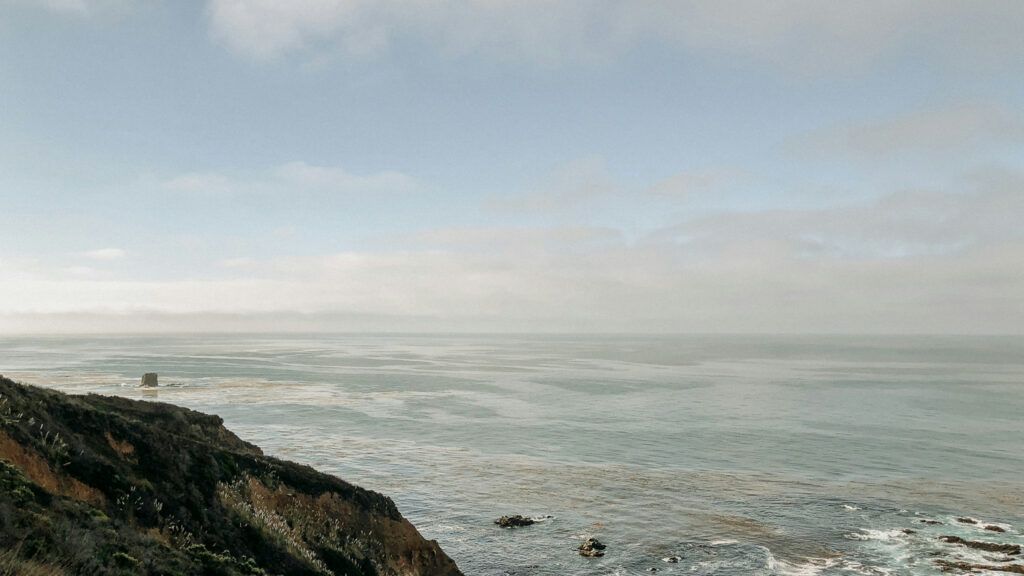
[
  {"left": 846, "top": 529, "right": 907, "bottom": 542},
  {"left": 836, "top": 559, "right": 894, "bottom": 576},
  {"left": 977, "top": 522, "right": 1014, "bottom": 532},
  {"left": 844, "top": 504, "right": 861, "bottom": 511},
  {"left": 766, "top": 554, "right": 838, "bottom": 576}
]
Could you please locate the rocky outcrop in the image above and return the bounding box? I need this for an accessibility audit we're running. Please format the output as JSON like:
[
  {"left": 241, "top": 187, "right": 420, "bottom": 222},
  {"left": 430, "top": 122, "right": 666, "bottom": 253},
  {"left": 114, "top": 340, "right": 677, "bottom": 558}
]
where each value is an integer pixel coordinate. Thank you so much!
[
  {"left": 0, "top": 375, "right": 462, "bottom": 576},
  {"left": 578, "top": 537, "right": 607, "bottom": 557},
  {"left": 939, "top": 535, "right": 1020, "bottom": 555},
  {"left": 140, "top": 373, "right": 158, "bottom": 387},
  {"left": 936, "top": 560, "right": 1024, "bottom": 574},
  {"left": 495, "top": 515, "right": 535, "bottom": 528}
]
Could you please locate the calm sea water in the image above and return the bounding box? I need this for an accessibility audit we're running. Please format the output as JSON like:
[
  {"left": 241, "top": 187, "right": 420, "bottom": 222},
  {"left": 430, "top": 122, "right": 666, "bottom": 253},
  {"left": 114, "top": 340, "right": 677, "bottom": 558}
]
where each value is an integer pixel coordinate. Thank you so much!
[{"left": 2, "top": 334, "right": 1022, "bottom": 575}]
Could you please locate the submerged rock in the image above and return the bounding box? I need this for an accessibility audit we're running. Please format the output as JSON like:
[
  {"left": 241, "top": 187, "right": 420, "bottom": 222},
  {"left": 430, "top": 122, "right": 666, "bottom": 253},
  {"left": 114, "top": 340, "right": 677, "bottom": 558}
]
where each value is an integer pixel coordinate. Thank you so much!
[
  {"left": 957, "top": 517, "right": 978, "bottom": 525},
  {"left": 939, "top": 535, "right": 1021, "bottom": 555},
  {"left": 140, "top": 372, "right": 158, "bottom": 387},
  {"left": 662, "top": 555, "right": 681, "bottom": 563},
  {"left": 986, "top": 525, "right": 1008, "bottom": 533},
  {"left": 495, "top": 515, "right": 536, "bottom": 528},
  {"left": 0, "top": 376, "right": 462, "bottom": 575},
  {"left": 902, "top": 529, "right": 916, "bottom": 535},
  {"left": 936, "top": 560, "right": 1024, "bottom": 574},
  {"left": 579, "top": 537, "right": 607, "bottom": 557},
  {"left": 920, "top": 519, "right": 944, "bottom": 525}
]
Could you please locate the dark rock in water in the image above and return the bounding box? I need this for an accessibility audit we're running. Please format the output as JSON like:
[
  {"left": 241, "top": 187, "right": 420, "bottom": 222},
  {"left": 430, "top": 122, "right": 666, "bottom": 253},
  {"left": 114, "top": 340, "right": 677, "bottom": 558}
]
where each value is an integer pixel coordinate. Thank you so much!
[
  {"left": 579, "top": 537, "right": 607, "bottom": 557},
  {"left": 939, "top": 535, "right": 1021, "bottom": 555},
  {"left": 902, "top": 529, "right": 917, "bottom": 534},
  {"left": 921, "top": 519, "right": 944, "bottom": 525},
  {"left": 935, "top": 559, "right": 1024, "bottom": 574},
  {"left": 140, "top": 372, "right": 158, "bottom": 387},
  {"left": 495, "top": 515, "right": 536, "bottom": 528},
  {"left": 0, "top": 376, "right": 462, "bottom": 575},
  {"left": 648, "top": 568, "right": 658, "bottom": 572},
  {"left": 987, "top": 525, "right": 1008, "bottom": 533},
  {"left": 957, "top": 517, "right": 978, "bottom": 524},
  {"left": 501, "top": 567, "right": 541, "bottom": 575},
  {"left": 663, "top": 555, "right": 681, "bottom": 563}
]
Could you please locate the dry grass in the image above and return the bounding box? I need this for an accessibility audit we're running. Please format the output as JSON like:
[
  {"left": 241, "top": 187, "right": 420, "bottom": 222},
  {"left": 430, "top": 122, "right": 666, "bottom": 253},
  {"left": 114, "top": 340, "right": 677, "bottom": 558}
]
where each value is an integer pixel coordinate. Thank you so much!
[{"left": 0, "top": 547, "right": 68, "bottom": 576}]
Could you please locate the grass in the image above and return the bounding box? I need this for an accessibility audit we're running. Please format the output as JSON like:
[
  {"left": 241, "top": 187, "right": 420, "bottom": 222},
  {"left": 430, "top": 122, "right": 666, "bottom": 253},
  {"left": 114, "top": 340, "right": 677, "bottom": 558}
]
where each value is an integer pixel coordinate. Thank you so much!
[{"left": 0, "top": 547, "right": 68, "bottom": 576}]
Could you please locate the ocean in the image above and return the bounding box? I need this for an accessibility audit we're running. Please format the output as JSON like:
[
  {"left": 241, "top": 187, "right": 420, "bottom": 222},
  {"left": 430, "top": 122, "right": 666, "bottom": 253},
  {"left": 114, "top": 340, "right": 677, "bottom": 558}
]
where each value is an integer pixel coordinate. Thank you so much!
[{"left": 1, "top": 334, "right": 1022, "bottom": 575}]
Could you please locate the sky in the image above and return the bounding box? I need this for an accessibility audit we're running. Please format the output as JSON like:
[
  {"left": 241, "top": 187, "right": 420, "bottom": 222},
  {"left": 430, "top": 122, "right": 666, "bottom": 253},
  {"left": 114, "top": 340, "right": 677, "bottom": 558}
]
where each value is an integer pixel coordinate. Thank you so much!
[{"left": 1, "top": 0, "right": 1023, "bottom": 333}]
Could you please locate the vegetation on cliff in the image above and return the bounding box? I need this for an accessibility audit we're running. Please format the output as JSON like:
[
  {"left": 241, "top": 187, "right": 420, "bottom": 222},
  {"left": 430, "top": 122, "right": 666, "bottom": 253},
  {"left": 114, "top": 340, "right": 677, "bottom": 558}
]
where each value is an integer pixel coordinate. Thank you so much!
[{"left": 0, "top": 375, "right": 461, "bottom": 576}]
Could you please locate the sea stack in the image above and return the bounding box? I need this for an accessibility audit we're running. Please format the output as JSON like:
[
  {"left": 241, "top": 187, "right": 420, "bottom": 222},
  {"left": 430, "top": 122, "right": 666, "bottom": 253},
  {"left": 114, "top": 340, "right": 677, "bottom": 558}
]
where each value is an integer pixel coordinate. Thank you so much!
[{"left": 140, "top": 372, "right": 158, "bottom": 387}]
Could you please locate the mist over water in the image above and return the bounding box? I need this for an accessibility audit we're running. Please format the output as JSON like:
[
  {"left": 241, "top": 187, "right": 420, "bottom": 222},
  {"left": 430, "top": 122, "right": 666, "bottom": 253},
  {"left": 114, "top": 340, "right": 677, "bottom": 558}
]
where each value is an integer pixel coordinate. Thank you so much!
[{"left": 2, "top": 334, "right": 1022, "bottom": 575}]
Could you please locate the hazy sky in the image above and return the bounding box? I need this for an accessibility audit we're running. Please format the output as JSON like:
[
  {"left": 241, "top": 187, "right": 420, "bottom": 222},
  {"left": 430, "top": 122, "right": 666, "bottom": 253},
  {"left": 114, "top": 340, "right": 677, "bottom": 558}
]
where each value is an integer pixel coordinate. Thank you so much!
[{"left": 1, "top": 0, "right": 1023, "bottom": 333}]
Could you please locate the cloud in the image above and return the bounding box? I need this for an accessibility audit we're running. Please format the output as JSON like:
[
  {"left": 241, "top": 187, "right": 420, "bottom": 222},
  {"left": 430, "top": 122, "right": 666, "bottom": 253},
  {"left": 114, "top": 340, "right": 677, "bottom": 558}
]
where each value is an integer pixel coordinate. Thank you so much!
[
  {"left": 4, "top": 168, "right": 1022, "bottom": 334},
  {"left": 490, "top": 157, "right": 616, "bottom": 213},
  {"left": 160, "top": 161, "right": 418, "bottom": 196},
  {"left": 410, "top": 226, "right": 623, "bottom": 253},
  {"left": 220, "top": 257, "right": 257, "bottom": 269},
  {"left": 796, "top": 103, "right": 1024, "bottom": 161},
  {"left": 7, "top": 0, "right": 141, "bottom": 17},
  {"left": 36, "top": 0, "right": 88, "bottom": 14},
  {"left": 204, "top": 0, "right": 1024, "bottom": 70},
  {"left": 660, "top": 168, "right": 1024, "bottom": 260},
  {"left": 489, "top": 157, "right": 729, "bottom": 215},
  {"left": 4, "top": 152, "right": 1022, "bottom": 334},
  {"left": 274, "top": 161, "right": 417, "bottom": 193},
  {"left": 161, "top": 172, "right": 236, "bottom": 195},
  {"left": 81, "top": 248, "right": 127, "bottom": 260}
]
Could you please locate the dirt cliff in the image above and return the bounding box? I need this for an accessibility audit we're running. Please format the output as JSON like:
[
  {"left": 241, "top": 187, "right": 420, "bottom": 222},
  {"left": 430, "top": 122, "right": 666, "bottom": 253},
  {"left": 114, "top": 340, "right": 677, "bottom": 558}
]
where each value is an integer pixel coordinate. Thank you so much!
[{"left": 0, "top": 375, "right": 462, "bottom": 576}]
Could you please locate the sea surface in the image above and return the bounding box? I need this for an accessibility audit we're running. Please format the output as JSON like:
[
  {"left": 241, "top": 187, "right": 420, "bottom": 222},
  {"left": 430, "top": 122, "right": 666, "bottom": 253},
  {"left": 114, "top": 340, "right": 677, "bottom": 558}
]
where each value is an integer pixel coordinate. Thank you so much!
[{"left": 1, "top": 334, "right": 1022, "bottom": 575}]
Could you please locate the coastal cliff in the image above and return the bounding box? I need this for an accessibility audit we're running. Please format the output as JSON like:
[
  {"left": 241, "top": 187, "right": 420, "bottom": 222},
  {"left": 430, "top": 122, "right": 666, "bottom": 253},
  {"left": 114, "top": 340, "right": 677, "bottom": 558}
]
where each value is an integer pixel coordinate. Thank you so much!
[{"left": 0, "top": 375, "right": 462, "bottom": 576}]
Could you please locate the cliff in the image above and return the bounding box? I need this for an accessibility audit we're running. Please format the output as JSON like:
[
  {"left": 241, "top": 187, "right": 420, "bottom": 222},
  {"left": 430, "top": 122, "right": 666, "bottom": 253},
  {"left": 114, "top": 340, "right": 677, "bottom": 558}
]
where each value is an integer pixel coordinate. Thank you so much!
[{"left": 0, "top": 375, "right": 462, "bottom": 576}]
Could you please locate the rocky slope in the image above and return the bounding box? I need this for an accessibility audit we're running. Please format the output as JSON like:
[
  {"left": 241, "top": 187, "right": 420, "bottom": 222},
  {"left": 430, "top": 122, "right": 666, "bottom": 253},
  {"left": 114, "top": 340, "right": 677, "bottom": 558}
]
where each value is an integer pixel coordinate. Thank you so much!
[{"left": 0, "top": 375, "right": 462, "bottom": 576}]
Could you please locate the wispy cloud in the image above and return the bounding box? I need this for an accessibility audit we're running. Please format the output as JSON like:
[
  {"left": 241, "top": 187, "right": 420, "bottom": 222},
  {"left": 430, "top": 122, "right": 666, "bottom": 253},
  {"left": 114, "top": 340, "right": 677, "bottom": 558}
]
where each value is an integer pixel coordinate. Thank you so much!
[
  {"left": 81, "top": 248, "right": 127, "bottom": 261},
  {"left": 795, "top": 103, "right": 1024, "bottom": 162},
  {"left": 161, "top": 161, "right": 418, "bottom": 197},
  {"left": 220, "top": 256, "right": 257, "bottom": 269},
  {"left": 8, "top": 0, "right": 140, "bottom": 17},
  {"left": 5, "top": 167, "right": 1022, "bottom": 333},
  {"left": 273, "top": 161, "right": 418, "bottom": 193},
  {"left": 488, "top": 157, "right": 731, "bottom": 215},
  {"left": 204, "top": 0, "right": 1024, "bottom": 71}
]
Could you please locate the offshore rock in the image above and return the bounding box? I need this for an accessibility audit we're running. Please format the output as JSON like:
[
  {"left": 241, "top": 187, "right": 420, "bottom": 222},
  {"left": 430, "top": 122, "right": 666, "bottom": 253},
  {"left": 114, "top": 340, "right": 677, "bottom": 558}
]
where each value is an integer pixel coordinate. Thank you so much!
[
  {"left": 987, "top": 525, "right": 1008, "bottom": 533},
  {"left": 495, "top": 515, "right": 536, "bottom": 528},
  {"left": 936, "top": 560, "right": 1024, "bottom": 574},
  {"left": 939, "top": 535, "right": 1021, "bottom": 555},
  {"left": 579, "top": 537, "right": 607, "bottom": 557},
  {"left": 0, "top": 375, "right": 462, "bottom": 576},
  {"left": 140, "top": 372, "right": 158, "bottom": 387}
]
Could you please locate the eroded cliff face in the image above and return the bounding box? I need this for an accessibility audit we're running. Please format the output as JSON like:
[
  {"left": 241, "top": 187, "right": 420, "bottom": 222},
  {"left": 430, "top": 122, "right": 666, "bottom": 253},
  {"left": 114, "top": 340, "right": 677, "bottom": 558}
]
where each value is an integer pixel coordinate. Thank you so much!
[{"left": 0, "top": 375, "right": 462, "bottom": 576}]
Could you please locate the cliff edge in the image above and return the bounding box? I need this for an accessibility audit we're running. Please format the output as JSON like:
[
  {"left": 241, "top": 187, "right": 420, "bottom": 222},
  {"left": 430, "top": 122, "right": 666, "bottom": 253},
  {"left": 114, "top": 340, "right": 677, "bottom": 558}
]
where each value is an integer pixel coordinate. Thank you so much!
[{"left": 0, "top": 375, "right": 462, "bottom": 576}]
